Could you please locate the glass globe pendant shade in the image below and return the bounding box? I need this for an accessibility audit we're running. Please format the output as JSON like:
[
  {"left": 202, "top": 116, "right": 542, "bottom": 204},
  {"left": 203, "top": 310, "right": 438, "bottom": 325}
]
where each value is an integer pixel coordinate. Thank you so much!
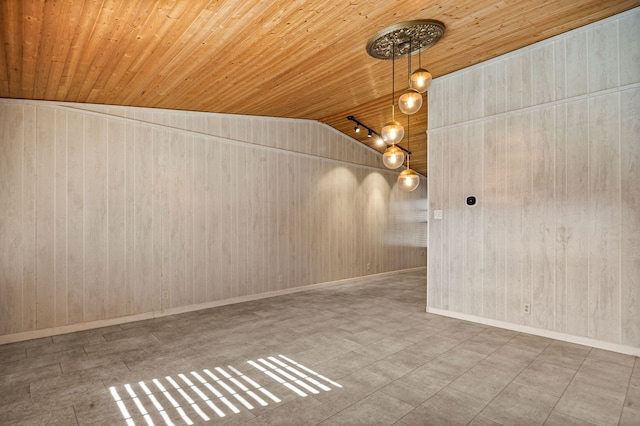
[
  {"left": 381, "top": 120, "right": 404, "bottom": 145},
  {"left": 398, "top": 168, "right": 420, "bottom": 192},
  {"left": 410, "top": 68, "right": 432, "bottom": 93},
  {"left": 383, "top": 145, "right": 405, "bottom": 170},
  {"left": 398, "top": 88, "right": 423, "bottom": 115}
]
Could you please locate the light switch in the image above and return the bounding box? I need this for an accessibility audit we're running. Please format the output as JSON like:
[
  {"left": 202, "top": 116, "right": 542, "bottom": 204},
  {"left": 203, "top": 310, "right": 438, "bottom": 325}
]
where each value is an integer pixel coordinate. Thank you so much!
[{"left": 434, "top": 210, "right": 443, "bottom": 220}]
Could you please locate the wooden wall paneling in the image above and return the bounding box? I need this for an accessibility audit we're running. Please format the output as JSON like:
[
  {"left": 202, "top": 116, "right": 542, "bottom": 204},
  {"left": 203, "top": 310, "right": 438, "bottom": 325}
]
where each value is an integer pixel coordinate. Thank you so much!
[
  {"left": 0, "top": 105, "right": 24, "bottom": 334},
  {"left": 35, "top": 106, "right": 56, "bottom": 329},
  {"left": 22, "top": 105, "right": 37, "bottom": 331},
  {"left": 222, "top": 142, "right": 236, "bottom": 299},
  {"left": 287, "top": 151, "right": 298, "bottom": 288},
  {"left": 495, "top": 59, "right": 508, "bottom": 115},
  {"left": 463, "top": 123, "right": 484, "bottom": 317},
  {"left": 620, "top": 88, "right": 640, "bottom": 347},
  {"left": 494, "top": 117, "right": 508, "bottom": 321},
  {"left": 236, "top": 145, "right": 249, "bottom": 297},
  {"left": 106, "top": 117, "right": 127, "bottom": 319},
  {"left": 530, "top": 108, "right": 556, "bottom": 330},
  {"left": 619, "top": 12, "right": 640, "bottom": 86},
  {"left": 157, "top": 125, "right": 170, "bottom": 310},
  {"left": 266, "top": 149, "right": 279, "bottom": 292},
  {"left": 483, "top": 63, "right": 498, "bottom": 118},
  {"left": 446, "top": 74, "right": 464, "bottom": 126},
  {"left": 554, "top": 103, "right": 568, "bottom": 334},
  {"left": 587, "top": 20, "right": 620, "bottom": 92},
  {"left": 519, "top": 112, "right": 534, "bottom": 327},
  {"left": 463, "top": 68, "right": 484, "bottom": 121},
  {"left": 54, "top": 109, "right": 68, "bottom": 326},
  {"left": 251, "top": 146, "right": 267, "bottom": 294},
  {"left": 192, "top": 136, "right": 207, "bottom": 304},
  {"left": 298, "top": 147, "right": 311, "bottom": 286},
  {"left": 447, "top": 126, "right": 464, "bottom": 313},
  {"left": 520, "top": 51, "right": 533, "bottom": 109},
  {"left": 184, "top": 133, "right": 195, "bottom": 305},
  {"left": 205, "top": 134, "right": 221, "bottom": 303},
  {"left": 482, "top": 119, "right": 499, "bottom": 320},
  {"left": 564, "top": 99, "right": 590, "bottom": 337},
  {"left": 564, "top": 31, "right": 589, "bottom": 99},
  {"left": 132, "top": 117, "right": 154, "bottom": 314},
  {"left": 531, "top": 44, "right": 555, "bottom": 106},
  {"left": 189, "top": 135, "right": 204, "bottom": 305},
  {"left": 504, "top": 113, "right": 525, "bottom": 324},
  {"left": 0, "top": 100, "right": 429, "bottom": 341},
  {"left": 123, "top": 108, "right": 136, "bottom": 315},
  {"left": 151, "top": 118, "right": 164, "bottom": 313},
  {"left": 84, "top": 113, "right": 109, "bottom": 322},
  {"left": 353, "top": 167, "right": 364, "bottom": 277},
  {"left": 506, "top": 53, "right": 524, "bottom": 112},
  {"left": 554, "top": 39, "right": 567, "bottom": 102},
  {"left": 276, "top": 152, "right": 288, "bottom": 291},
  {"left": 67, "top": 111, "right": 84, "bottom": 324},
  {"left": 588, "top": 93, "right": 621, "bottom": 342},
  {"left": 438, "top": 130, "right": 450, "bottom": 310},
  {"left": 172, "top": 127, "right": 189, "bottom": 306}
]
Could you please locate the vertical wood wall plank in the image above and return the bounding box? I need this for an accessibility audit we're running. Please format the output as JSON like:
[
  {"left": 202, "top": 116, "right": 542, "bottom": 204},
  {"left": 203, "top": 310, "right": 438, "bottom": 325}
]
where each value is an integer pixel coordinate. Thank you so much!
[
  {"left": 463, "top": 123, "right": 484, "bottom": 317},
  {"left": 482, "top": 119, "right": 498, "bottom": 320},
  {"left": 588, "top": 21, "right": 619, "bottom": 92},
  {"left": 530, "top": 108, "right": 556, "bottom": 330},
  {"left": 67, "top": 111, "right": 84, "bottom": 324},
  {"left": 619, "top": 12, "right": 640, "bottom": 86},
  {"left": 587, "top": 93, "right": 621, "bottom": 342},
  {"left": 83, "top": 114, "right": 108, "bottom": 322},
  {"left": 620, "top": 88, "right": 640, "bottom": 347},
  {"left": 107, "top": 118, "right": 127, "bottom": 318},
  {"left": 54, "top": 110, "right": 68, "bottom": 326},
  {"left": 35, "top": 107, "right": 56, "bottom": 329},
  {"left": 0, "top": 105, "right": 25, "bottom": 334},
  {"left": 564, "top": 99, "right": 590, "bottom": 337}
]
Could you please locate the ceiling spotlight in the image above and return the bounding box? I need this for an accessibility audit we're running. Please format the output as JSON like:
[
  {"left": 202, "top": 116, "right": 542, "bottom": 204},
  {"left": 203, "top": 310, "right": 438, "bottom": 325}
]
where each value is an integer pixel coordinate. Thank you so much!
[
  {"left": 367, "top": 129, "right": 372, "bottom": 138},
  {"left": 354, "top": 125, "right": 360, "bottom": 133}
]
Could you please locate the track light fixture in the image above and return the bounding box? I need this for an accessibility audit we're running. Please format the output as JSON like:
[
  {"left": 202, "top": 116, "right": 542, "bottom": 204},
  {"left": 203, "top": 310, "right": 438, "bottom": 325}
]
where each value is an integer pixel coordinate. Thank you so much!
[
  {"left": 355, "top": 125, "right": 360, "bottom": 133},
  {"left": 346, "top": 115, "right": 411, "bottom": 156}
]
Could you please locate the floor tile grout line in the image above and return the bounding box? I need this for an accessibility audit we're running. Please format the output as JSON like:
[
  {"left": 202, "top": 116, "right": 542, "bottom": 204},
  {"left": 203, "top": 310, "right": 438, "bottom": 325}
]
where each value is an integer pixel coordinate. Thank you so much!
[{"left": 539, "top": 346, "right": 593, "bottom": 425}]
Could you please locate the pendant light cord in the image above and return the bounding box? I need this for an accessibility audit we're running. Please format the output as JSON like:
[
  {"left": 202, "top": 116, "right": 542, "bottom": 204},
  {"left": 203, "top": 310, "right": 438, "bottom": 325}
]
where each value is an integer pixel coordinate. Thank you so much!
[
  {"left": 391, "top": 42, "right": 395, "bottom": 120},
  {"left": 407, "top": 38, "right": 412, "bottom": 87},
  {"left": 407, "top": 111, "right": 410, "bottom": 168}
]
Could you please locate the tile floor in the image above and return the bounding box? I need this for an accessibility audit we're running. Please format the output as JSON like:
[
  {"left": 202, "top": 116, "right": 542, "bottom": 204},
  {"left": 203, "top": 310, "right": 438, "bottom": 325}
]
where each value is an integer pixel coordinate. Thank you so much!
[{"left": 0, "top": 270, "right": 638, "bottom": 425}]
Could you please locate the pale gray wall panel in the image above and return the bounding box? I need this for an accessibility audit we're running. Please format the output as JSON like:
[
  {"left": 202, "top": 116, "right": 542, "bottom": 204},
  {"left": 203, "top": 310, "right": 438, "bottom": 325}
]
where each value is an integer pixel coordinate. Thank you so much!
[{"left": 428, "top": 8, "right": 640, "bottom": 351}]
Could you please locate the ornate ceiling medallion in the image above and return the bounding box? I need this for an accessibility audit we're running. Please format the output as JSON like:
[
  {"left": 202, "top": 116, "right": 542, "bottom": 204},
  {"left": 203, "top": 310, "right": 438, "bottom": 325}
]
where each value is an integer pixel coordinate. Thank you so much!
[{"left": 366, "top": 19, "right": 446, "bottom": 60}]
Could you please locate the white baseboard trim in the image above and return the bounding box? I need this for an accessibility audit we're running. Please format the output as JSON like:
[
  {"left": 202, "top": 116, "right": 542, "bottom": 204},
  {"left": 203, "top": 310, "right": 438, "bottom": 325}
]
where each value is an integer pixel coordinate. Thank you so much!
[
  {"left": 426, "top": 307, "right": 640, "bottom": 357},
  {"left": 0, "top": 267, "right": 426, "bottom": 345}
]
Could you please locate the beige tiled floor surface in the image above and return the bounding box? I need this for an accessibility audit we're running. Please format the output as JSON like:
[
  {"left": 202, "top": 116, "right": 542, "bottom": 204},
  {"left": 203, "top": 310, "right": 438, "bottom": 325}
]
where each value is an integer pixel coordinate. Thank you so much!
[{"left": 0, "top": 270, "right": 638, "bottom": 425}]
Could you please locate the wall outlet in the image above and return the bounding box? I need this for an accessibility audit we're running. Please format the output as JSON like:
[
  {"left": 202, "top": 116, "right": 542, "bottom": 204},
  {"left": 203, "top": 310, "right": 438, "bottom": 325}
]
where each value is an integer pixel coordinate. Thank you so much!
[
  {"left": 523, "top": 303, "right": 530, "bottom": 314},
  {"left": 434, "top": 210, "right": 443, "bottom": 220},
  {"left": 162, "top": 290, "right": 169, "bottom": 300},
  {"left": 366, "top": 263, "right": 370, "bottom": 271},
  {"left": 278, "top": 274, "right": 283, "bottom": 283}
]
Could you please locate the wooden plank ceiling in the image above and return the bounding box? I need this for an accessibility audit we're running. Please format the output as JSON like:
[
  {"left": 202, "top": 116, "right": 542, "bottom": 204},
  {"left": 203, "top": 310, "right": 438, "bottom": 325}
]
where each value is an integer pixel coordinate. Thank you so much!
[{"left": 1, "top": 0, "right": 638, "bottom": 177}]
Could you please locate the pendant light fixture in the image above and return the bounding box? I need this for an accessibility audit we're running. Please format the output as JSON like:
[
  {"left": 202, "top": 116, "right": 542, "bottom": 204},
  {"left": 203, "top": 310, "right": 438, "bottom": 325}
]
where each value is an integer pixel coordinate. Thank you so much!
[
  {"left": 381, "top": 42, "right": 405, "bottom": 147},
  {"left": 398, "top": 113, "right": 420, "bottom": 192},
  {"left": 366, "top": 19, "right": 445, "bottom": 175},
  {"left": 410, "top": 42, "right": 432, "bottom": 93},
  {"left": 398, "top": 38, "right": 423, "bottom": 115}
]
